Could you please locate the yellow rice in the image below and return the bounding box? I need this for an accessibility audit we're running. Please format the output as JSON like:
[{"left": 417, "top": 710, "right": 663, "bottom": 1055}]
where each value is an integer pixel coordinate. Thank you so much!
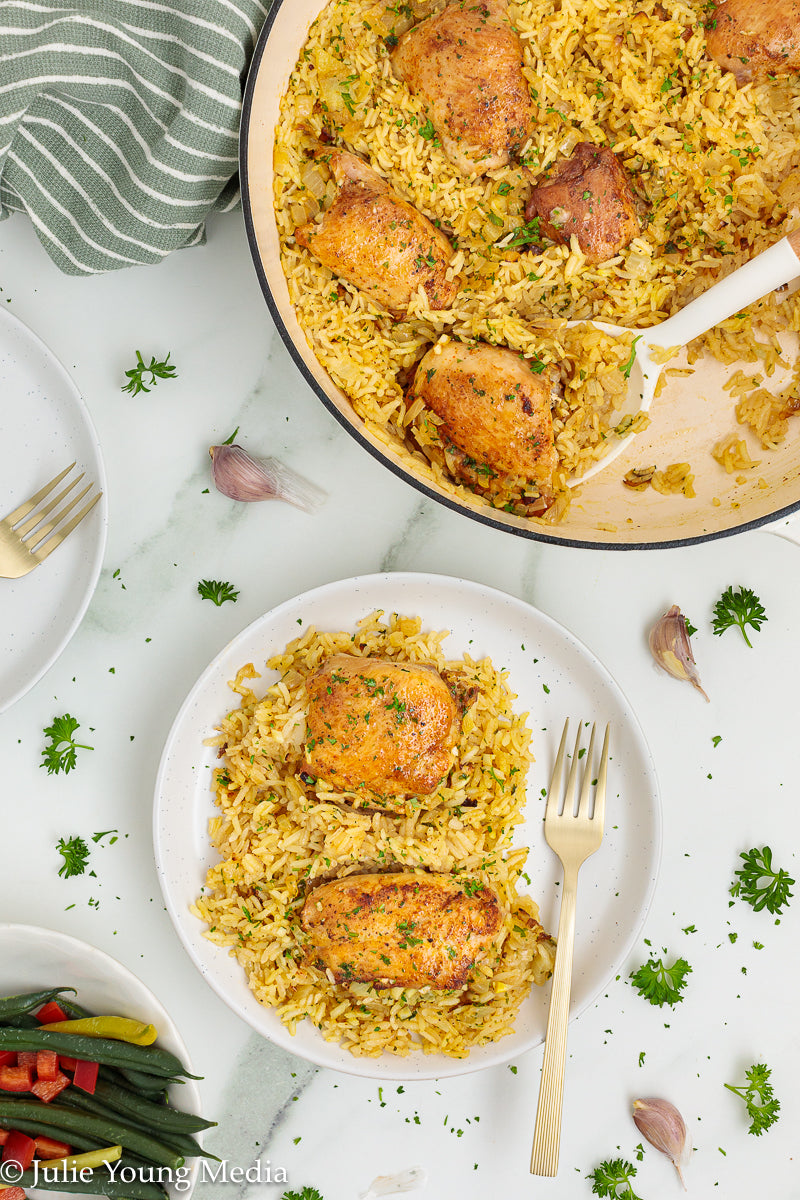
[
  {"left": 273, "top": 0, "right": 800, "bottom": 517},
  {"left": 192, "top": 611, "right": 555, "bottom": 1058}
]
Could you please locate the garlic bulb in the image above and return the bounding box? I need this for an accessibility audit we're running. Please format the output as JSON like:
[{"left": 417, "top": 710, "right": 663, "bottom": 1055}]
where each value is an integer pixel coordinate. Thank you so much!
[
  {"left": 209, "top": 444, "right": 326, "bottom": 512},
  {"left": 648, "top": 605, "right": 708, "bottom": 701},
  {"left": 633, "top": 1096, "right": 691, "bottom": 1189}
]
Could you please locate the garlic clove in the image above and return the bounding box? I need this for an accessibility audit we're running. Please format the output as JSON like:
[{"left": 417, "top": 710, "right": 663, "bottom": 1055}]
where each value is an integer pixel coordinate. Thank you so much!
[
  {"left": 648, "top": 605, "right": 709, "bottom": 701},
  {"left": 209, "top": 443, "right": 326, "bottom": 512},
  {"left": 633, "top": 1096, "right": 692, "bottom": 1190}
]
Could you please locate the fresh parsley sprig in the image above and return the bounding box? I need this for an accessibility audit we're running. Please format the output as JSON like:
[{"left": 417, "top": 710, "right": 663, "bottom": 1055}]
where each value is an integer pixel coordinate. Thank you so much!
[
  {"left": 197, "top": 579, "right": 239, "bottom": 606},
  {"left": 630, "top": 954, "right": 692, "bottom": 1007},
  {"left": 712, "top": 586, "right": 767, "bottom": 647},
  {"left": 587, "top": 1158, "right": 643, "bottom": 1199},
  {"left": 730, "top": 846, "right": 794, "bottom": 915},
  {"left": 122, "top": 350, "right": 177, "bottom": 396},
  {"left": 724, "top": 1063, "right": 780, "bottom": 1135},
  {"left": 41, "top": 715, "right": 94, "bottom": 775},
  {"left": 279, "top": 1189, "right": 324, "bottom": 1200},
  {"left": 56, "top": 836, "right": 90, "bottom": 878}
]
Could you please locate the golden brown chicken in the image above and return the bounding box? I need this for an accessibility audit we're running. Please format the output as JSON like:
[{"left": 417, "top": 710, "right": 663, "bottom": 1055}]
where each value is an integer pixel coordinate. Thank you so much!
[
  {"left": 411, "top": 340, "right": 557, "bottom": 495},
  {"left": 524, "top": 143, "right": 640, "bottom": 264},
  {"left": 303, "top": 654, "right": 460, "bottom": 800},
  {"left": 705, "top": 0, "right": 800, "bottom": 85},
  {"left": 391, "top": 0, "right": 536, "bottom": 177},
  {"left": 293, "top": 150, "right": 458, "bottom": 319},
  {"left": 300, "top": 871, "right": 503, "bottom": 988}
]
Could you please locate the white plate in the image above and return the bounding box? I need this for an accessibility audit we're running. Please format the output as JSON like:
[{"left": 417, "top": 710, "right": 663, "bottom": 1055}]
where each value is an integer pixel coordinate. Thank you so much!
[
  {"left": 0, "top": 309, "right": 107, "bottom": 712},
  {"left": 0, "top": 923, "right": 201, "bottom": 1200},
  {"left": 154, "top": 573, "right": 662, "bottom": 1080}
]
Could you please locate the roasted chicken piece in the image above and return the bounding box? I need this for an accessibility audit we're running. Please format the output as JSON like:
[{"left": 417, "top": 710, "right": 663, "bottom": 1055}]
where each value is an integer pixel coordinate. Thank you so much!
[
  {"left": 524, "top": 143, "right": 640, "bottom": 264},
  {"left": 391, "top": 0, "right": 536, "bottom": 177},
  {"left": 301, "top": 871, "right": 503, "bottom": 988},
  {"left": 303, "top": 654, "right": 460, "bottom": 800},
  {"left": 411, "top": 341, "right": 557, "bottom": 493},
  {"left": 294, "top": 150, "right": 458, "bottom": 318},
  {"left": 705, "top": 0, "right": 800, "bottom": 85}
]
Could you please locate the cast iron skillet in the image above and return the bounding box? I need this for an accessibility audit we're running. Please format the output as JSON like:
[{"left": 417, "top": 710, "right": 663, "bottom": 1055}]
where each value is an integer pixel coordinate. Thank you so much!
[{"left": 239, "top": 0, "right": 800, "bottom": 550}]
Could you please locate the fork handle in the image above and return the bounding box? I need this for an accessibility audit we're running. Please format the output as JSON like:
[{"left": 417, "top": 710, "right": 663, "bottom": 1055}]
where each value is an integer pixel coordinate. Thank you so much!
[{"left": 530, "top": 866, "right": 579, "bottom": 1176}]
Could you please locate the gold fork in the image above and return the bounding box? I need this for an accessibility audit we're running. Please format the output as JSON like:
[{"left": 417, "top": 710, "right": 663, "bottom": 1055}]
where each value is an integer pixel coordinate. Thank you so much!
[
  {"left": 530, "top": 717, "right": 610, "bottom": 1176},
  {"left": 0, "top": 463, "right": 102, "bottom": 579}
]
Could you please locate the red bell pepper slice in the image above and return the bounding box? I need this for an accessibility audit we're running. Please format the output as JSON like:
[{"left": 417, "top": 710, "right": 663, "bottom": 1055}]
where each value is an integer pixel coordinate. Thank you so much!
[
  {"left": 0, "top": 1051, "right": 15, "bottom": 1068},
  {"left": 34, "top": 1134, "right": 71, "bottom": 1159},
  {"left": 58, "top": 1056, "right": 77, "bottom": 1072},
  {"left": 2, "top": 1129, "right": 35, "bottom": 1170},
  {"left": 0, "top": 1129, "right": 9, "bottom": 1146},
  {"left": 0, "top": 1065, "right": 32, "bottom": 1092},
  {"left": 15, "top": 1053, "right": 36, "bottom": 1071},
  {"left": 35, "top": 1051, "right": 58, "bottom": 1082},
  {"left": 36, "top": 1002, "right": 68, "bottom": 1024},
  {"left": 1, "top": 1189, "right": 27, "bottom": 1200},
  {"left": 30, "top": 1073, "right": 70, "bottom": 1104},
  {"left": 72, "top": 1059, "right": 99, "bottom": 1094}
]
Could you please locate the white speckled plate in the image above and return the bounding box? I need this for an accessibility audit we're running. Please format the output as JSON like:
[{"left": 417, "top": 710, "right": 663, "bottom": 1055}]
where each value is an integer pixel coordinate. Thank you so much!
[
  {"left": 0, "top": 924, "right": 201, "bottom": 1199},
  {"left": 0, "top": 308, "right": 107, "bottom": 713},
  {"left": 154, "top": 574, "right": 661, "bottom": 1080}
]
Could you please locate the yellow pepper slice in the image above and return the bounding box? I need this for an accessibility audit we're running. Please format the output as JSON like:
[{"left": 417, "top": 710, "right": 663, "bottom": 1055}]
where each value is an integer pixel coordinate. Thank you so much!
[
  {"left": 38, "top": 1144, "right": 123, "bottom": 1171},
  {"left": 38, "top": 1016, "right": 158, "bottom": 1045}
]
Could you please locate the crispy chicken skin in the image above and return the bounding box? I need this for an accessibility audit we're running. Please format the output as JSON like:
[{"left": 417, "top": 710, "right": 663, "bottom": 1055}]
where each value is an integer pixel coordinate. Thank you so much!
[
  {"left": 294, "top": 150, "right": 458, "bottom": 319},
  {"left": 391, "top": 0, "right": 536, "bottom": 177},
  {"left": 301, "top": 872, "right": 503, "bottom": 988},
  {"left": 304, "top": 654, "right": 460, "bottom": 799},
  {"left": 706, "top": 0, "right": 800, "bottom": 85},
  {"left": 412, "top": 341, "right": 557, "bottom": 490},
  {"left": 524, "top": 143, "right": 640, "bottom": 264}
]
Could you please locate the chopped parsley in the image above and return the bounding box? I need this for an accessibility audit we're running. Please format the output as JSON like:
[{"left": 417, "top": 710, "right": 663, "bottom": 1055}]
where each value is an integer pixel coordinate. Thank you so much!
[
  {"left": 711, "top": 586, "right": 767, "bottom": 647},
  {"left": 121, "top": 351, "right": 177, "bottom": 396},
  {"left": 724, "top": 1064, "right": 780, "bottom": 1135},
  {"left": 630, "top": 954, "right": 691, "bottom": 1006},
  {"left": 197, "top": 579, "right": 239, "bottom": 606},
  {"left": 730, "top": 846, "right": 794, "bottom": 915},
  {"left": 41, "top": 714, "right": 94, "bottom": 775},
  {"left": 56, "top": 835, "right": 90, "bottom": 878}
]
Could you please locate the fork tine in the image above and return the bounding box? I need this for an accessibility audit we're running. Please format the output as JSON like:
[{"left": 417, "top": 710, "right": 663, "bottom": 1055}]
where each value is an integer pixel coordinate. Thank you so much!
[
  {"left": 27, "top": 483, "right": 94, "bottom": 552},
  {"left": 16, "top": 472, "right": 85, "bottom": 538},
  {"left": 2, "top": 462, "right": 76, "bottom": 525},
  {"left": 545, "top": 719, "right": 570, "bottom": 819},
  {"left": 35, "top": 491, "right": 102, "bottom": 562},
  {"left": 562, "top": 722, "right": 584, "bottom": 815},
  {"left": 576, "top": 723, "right": 597, "bottom": 818},
  {"left": 592, "top": 724, "right": 610, "bottom": 829}
]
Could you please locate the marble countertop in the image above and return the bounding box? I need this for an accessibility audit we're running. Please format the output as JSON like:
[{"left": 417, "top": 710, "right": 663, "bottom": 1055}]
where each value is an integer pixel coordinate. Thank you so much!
[{"left": 1, "top": 210, "right": 799, "bottom": 1200}]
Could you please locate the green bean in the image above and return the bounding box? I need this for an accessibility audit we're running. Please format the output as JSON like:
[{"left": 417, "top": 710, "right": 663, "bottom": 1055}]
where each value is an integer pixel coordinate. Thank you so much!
[
  {"left": 0, "top": 1117, "right": 99, "bottom": 1153},
  {"left": 105, "top": 1065, "right": 177, "bottom": 1095},
  {"left": 58, "top": 998, "right": 94, "bottom": 1020},
  {"left": 0, "top": 1099, "right": 184, "bottom": 1169},
  {"left": 98, "top": 1065, "right": 168, "bottom": 1100},
  {"left": 12, "top": 1164, "right": 167, "bottom": 1198},
  {"left": 58, "top": 1092, "right": 215, "bottom": 1162},
  {"left": 89, "top": 1078, "right": 216, "bottom": 1134},
  {"left": 0, "top": 988, "right": 76, "bottom": 1020},
  {"left": 0, "top": 1028, "right": 197, "bottom": 1078},
  {"left": 6, "top": 1012, "right": 42, "bottom": 1029}
]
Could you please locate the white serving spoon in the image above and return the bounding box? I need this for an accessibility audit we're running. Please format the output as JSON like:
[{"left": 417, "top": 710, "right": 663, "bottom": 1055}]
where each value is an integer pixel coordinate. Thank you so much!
[{"left": 569, "top": 228, "right": 800, "bottom": 484}]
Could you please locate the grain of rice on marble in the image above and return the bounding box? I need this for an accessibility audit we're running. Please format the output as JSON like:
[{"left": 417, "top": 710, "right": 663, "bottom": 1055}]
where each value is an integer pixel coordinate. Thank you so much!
[{"left": 192, "top": 611, "right": 555, "bottom": 1058}]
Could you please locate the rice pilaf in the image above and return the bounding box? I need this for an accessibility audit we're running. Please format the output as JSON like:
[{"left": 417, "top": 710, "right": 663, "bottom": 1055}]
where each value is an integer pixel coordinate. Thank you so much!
[
  {"left": 274, "top": 0, "right": 800, "bottom": 521},
  {"left": 192, "top": 611, "right": 555, "bottom": 1058}
]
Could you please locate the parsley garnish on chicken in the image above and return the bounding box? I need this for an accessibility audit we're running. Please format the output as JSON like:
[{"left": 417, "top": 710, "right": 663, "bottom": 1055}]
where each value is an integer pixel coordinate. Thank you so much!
[
  {"left": 197, "top": 579, "right": 239, "bottom": 606},
  {"left": 730, "top": 846, "right": 794, "bottom": 915},
  {"left": 587, "top": 1158, "right": 643, "bottom": 1199},
  {"left": 724, "top": 1064, "right": 780, "bottom": 1135},
  {"left": 121, "top": 350, "right": 177, "bottom": 396},
  {"left": 711, "top": 586, "right": 767, "bottom": 647},
  {"left": 41, "top": 714, "right": 94, "bottom": 775},
  {"left": 630, "top": 955, "right": 692, "bottom": 1006},
  {"left": 56, "top": 836, "right": 90, "bottom": 878}
]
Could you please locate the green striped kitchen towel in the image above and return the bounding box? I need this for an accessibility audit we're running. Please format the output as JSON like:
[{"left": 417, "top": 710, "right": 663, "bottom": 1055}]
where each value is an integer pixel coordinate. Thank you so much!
[{"left": 0, "top": 0, "right": 272, "bottom": 274}]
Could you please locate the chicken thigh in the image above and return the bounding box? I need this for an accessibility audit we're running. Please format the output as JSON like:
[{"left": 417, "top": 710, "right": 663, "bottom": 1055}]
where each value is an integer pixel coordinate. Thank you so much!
[
  {"left": 706, "top": 0, "right": 800, "bottom": 85},
  {"left": 294, "top": 150, "right": 459, "bottom": 318},
  {"left": 301, "top": 871, "right": 503, "bottom": 989},
  {"left": 412, "top": 341, "right": 557, "bottom": 492},
  {"left": 524, "top": 143, "right": 640, "bottom": 264},
  {"left": 391, "top": 0, "right": 536, "bottom": 176},
  {"left": 304, "top": 654, "right": 460, "bottom": 800}
]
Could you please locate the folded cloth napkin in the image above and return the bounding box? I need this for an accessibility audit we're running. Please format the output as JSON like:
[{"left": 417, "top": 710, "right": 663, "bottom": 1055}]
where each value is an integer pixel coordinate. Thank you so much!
[{"left": 0, "top": 0, "right": 271, "bottom": 274}]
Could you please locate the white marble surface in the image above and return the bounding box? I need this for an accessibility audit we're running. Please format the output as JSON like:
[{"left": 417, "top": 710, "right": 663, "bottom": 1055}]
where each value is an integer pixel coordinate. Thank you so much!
[{"left": 1, "top": 210, "right": 799, "bottom": 1200}]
